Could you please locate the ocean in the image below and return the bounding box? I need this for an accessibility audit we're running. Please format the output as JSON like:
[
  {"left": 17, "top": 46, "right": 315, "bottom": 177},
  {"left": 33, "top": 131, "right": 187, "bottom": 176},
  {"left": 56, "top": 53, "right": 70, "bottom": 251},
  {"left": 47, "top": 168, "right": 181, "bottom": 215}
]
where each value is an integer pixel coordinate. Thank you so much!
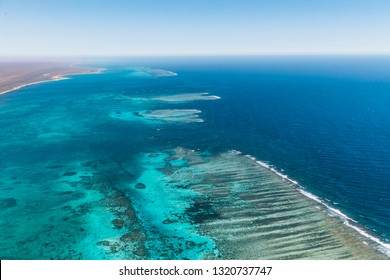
[{"left": 0, "top": 56, "right": 389, "bottom": 259}]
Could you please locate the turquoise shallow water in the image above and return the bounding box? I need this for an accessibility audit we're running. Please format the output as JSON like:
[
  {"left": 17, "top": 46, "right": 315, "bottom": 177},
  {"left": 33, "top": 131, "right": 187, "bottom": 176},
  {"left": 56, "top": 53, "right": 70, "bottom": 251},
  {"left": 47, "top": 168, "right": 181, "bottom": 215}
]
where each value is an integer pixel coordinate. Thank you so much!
[{"left": 1, "top": 58, "right": 390, "bottom": 259}]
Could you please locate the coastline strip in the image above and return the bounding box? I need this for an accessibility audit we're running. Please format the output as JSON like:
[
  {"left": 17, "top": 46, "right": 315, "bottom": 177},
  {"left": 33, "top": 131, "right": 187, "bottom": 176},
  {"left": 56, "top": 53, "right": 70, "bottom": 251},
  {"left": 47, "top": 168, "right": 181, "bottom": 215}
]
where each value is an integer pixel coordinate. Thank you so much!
[{"left": 0, "top": 62, "right": 104, "bottom": 95}]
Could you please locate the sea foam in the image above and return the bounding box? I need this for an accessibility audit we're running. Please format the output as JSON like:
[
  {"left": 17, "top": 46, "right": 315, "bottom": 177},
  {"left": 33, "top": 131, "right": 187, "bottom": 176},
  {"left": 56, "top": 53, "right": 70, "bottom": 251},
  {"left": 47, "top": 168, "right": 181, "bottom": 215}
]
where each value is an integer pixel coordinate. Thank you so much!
[
  {"left": 139, "top": 109, "right": 203, "bottom": 123},
  {"left": 151, "top": 92, "right": 221, "bottom": 102},
  {"left": 238, "top": 151, "right": 390, "bottom": 257}
]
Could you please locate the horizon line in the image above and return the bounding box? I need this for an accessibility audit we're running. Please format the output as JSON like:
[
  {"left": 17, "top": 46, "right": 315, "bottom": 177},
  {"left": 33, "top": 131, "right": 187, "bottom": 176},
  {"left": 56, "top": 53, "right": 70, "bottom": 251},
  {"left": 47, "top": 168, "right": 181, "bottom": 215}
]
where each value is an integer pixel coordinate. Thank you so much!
[{"left": 1, "top": 53, "right": 390, "bottom": 62}]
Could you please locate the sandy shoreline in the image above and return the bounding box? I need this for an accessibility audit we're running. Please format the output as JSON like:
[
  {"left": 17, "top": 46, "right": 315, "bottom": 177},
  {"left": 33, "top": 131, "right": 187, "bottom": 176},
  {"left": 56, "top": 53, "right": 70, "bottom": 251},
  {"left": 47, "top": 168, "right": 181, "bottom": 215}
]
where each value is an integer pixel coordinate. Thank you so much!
[{"left": 0, "top": 62, "right": 104, "bottom": 95}]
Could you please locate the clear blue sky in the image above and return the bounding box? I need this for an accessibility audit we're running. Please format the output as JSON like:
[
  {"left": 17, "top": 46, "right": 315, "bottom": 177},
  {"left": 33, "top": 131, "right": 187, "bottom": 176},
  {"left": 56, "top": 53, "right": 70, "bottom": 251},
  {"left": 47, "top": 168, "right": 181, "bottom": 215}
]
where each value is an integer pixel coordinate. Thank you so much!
[{"left": 1, "top": 0, "right": 390, "bottom": 57}]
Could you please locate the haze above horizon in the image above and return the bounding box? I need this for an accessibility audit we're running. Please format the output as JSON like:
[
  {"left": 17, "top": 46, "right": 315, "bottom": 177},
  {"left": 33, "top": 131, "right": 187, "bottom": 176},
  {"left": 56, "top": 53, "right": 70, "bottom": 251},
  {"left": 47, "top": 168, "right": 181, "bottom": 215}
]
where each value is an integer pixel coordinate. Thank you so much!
[{"left": 1, "top": 0, "right": 390, "bottom": 57}]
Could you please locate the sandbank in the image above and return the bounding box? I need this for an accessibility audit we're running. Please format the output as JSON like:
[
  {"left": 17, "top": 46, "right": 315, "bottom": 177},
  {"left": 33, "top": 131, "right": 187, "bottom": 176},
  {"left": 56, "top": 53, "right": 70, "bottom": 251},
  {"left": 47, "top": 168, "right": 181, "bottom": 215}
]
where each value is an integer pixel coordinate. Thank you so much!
[{"left": 151, "top": 92, "right": 221, "bottom": 102}]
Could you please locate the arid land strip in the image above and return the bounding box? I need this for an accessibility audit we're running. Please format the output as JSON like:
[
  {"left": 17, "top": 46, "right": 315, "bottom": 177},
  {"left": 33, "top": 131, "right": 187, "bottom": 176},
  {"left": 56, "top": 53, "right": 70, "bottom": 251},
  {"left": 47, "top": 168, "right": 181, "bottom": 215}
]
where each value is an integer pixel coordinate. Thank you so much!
[{"left": 0, "top": 62, "right": 103, "bottom": 95}]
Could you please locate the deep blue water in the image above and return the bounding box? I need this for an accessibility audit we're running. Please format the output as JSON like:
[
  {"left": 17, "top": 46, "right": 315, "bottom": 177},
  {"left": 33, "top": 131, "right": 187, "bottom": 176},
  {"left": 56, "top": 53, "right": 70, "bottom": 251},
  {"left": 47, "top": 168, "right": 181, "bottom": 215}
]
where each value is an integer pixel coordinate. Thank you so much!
[
  {"left": 1, "top": 56, "right": 390, "bottom": 258},
  {"left": 222, "top": 57, "right": 390, "bottom": 242},
  {"left": 111, "top": 56, "right": 390, "bottom": 242}
]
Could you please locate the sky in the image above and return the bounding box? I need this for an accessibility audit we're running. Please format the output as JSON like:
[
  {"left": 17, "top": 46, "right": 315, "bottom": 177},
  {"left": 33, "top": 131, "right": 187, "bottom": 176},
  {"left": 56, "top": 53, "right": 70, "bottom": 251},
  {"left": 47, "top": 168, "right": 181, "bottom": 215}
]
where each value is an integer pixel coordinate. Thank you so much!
[{"left": 0, "top": 0, "right": 390, "bottom": 57}]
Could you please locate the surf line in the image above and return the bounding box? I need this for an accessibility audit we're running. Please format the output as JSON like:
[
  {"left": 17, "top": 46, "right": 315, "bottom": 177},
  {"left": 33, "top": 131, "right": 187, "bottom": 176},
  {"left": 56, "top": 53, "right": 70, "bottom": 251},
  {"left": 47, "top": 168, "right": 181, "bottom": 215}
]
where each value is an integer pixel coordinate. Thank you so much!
[{"left": 228, "top": 150, "right": 390, "bottom": 257}]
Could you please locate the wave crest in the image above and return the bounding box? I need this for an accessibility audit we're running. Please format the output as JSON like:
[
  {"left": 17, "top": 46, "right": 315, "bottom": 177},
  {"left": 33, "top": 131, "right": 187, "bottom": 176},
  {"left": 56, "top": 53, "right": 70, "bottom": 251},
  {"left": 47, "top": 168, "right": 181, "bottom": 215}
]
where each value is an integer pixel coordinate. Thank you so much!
[{"left": 240, "top": 151, "right": 390, "bottom": 256}]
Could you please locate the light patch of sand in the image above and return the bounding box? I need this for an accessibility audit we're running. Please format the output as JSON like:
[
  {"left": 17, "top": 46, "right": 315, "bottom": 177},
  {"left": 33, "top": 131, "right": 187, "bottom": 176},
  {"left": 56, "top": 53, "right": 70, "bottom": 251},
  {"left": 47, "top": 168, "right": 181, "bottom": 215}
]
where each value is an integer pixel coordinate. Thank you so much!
[{"left": 151, "top": 92, "right": 221, "bottom": 102}]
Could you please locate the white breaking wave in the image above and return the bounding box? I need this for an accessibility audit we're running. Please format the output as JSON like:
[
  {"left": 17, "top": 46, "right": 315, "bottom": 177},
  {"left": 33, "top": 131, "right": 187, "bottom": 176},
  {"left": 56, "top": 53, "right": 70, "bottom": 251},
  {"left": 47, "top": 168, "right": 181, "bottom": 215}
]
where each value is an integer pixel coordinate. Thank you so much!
[
  {"left": 139, "top": 109, "right": 203, "bottom": 123},
  {"left": 228, "top": 149, "right": 242, "bottom": 155},
  {"left": 236, "top": 151, "right": 390, "bottom": 257},
  {"left": 151, "top": 92, "right": 221, "bottom": 102}
]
